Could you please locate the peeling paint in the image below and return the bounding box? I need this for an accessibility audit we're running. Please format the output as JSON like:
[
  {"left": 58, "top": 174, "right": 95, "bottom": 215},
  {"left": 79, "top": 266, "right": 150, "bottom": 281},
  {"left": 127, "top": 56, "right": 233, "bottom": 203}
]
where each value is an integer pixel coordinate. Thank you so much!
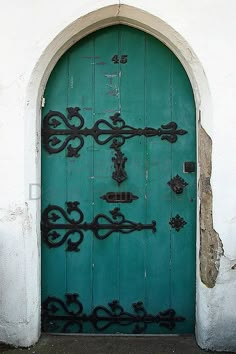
[
  {"left": 0, "top": 203, "right": 32, "bottom": 232},
  {"left": 104, "top": 74, "right": 117, "bottom": 78},
  {"left": 199, "top": 126, "right": 224, "bottom": 288},
  {"left": 0, "top": 205, "right": 24, "bottom": 223},
  {"left": 22, "top": 203, "right": 32, "bottom": 233}
]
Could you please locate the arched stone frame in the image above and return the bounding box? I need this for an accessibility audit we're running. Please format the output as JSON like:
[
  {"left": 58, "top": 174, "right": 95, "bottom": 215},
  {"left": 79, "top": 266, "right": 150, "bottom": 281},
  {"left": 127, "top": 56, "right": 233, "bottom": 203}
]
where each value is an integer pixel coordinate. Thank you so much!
[{"left": 24, "top": 4, "right": 221, "bottom": 347}]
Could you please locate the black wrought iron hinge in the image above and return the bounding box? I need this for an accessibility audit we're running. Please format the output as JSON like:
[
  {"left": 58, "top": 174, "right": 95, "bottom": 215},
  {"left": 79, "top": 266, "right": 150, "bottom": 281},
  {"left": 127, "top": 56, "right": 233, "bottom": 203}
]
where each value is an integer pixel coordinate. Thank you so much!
[
  {"left": 42, "top": 293, "right": 185, "bottom": 333},
  {"left": 41, "top": 108, "right": 188, "bottom": 157},
  {"left": 41, "top": 202, "right": 156, "bottom": 252}
]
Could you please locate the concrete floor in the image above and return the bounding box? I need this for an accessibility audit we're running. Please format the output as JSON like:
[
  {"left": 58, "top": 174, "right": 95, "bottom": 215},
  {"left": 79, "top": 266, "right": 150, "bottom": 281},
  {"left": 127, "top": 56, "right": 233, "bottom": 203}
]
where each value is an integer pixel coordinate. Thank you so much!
[{"left": 0, "top": 335, "right": 235, "bottom": 354}]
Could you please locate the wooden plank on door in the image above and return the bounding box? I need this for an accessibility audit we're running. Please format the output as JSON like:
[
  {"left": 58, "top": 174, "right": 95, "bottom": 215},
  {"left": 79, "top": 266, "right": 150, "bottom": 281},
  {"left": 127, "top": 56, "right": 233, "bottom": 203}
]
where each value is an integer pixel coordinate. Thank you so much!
[
  {"left": 65, "top": 38, "right": 94, "bottom": 330},
  {"left": 41, "top": 55, "right": 68, "bottom": 305},
  {"left": 170, "top": 56, "right": 196, "bottom": 333},
  {"left": 144, "top": 35, "right": 173, "bottom": 333},
  {"left": 118, "top": 27, "right": 146, "bottom": 332},
  {"left": 92, "top": 27, "right": 120, "bottom": 333}
]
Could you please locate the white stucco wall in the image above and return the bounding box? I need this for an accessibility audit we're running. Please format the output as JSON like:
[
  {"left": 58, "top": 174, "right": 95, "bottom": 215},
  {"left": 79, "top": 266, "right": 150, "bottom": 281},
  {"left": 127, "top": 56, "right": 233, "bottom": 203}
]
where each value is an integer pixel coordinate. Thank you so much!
[{"left": 0, "top": 0, "right": 236, "bottom": 350}]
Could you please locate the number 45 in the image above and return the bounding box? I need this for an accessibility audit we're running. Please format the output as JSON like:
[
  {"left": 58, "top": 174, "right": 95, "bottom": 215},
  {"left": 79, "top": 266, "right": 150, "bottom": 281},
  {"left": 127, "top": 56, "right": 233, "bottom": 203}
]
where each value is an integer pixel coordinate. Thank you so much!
[{"left": 112, "top": 55, "right": 128, "bottom": 64}]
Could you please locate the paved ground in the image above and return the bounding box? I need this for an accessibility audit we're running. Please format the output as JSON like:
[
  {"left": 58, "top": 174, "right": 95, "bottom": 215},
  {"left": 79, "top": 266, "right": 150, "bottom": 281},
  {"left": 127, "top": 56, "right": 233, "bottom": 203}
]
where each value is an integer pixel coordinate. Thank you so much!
[{"left": 0, "top": 335, "right": 235, "bottom": 354}]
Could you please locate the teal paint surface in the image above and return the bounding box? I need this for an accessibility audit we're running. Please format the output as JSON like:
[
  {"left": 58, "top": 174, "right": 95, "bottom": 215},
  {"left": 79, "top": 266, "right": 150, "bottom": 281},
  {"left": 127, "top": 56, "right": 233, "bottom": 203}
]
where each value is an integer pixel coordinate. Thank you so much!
[{"left": 41, "top": 25, "right": 196, "bottom": 334}]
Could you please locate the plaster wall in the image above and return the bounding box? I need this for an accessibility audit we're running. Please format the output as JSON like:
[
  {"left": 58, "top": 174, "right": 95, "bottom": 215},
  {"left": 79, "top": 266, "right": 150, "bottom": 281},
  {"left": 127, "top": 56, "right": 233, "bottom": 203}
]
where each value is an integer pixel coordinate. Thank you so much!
[{"left": 0, "top": 0, "right": 235, "bottom": 351}]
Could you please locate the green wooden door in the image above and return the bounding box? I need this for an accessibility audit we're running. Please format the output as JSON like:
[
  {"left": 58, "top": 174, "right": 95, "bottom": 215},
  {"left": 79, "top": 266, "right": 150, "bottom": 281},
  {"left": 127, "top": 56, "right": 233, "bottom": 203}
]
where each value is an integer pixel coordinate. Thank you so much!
[{"left": 41, "top": 25, "right": 196, "bottom": 334}]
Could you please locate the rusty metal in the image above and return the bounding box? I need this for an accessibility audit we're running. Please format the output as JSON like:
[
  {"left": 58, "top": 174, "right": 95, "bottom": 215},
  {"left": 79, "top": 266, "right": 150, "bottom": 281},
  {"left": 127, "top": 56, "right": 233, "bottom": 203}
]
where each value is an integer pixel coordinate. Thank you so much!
[
  {"left": 184, "top": 162, "right": 195, "bottom": 173},
  {"left": 169, "top": 214, "right": 187, "bottom": 232},
  {"left": 167, "top": 175, "right": 188, "bottom": 194}
]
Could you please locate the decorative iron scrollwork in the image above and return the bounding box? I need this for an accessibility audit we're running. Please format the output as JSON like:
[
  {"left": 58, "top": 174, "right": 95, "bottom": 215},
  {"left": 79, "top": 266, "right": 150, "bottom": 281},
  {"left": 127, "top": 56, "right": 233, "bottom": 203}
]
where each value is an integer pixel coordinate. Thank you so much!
[
  {"left": 169, "top": 214, "right": 187, "bottom": 232},
  {"left": 42, "top": 293, "right": 185, "bottom": 333},
  {"left": 167, "top": 175, "right": 188, "bottom": 194},
  {"left": 41, "top": 202, "right": 156, "bottom": 252},
  {"left": 112, "top": 149, "right": 127, "bottom": 184},
  {"left": 42, "top": 108, "right": 188, "bottom": 157},
  {"left": 100, "top": 192, "right": 138, "bottom": 203}
]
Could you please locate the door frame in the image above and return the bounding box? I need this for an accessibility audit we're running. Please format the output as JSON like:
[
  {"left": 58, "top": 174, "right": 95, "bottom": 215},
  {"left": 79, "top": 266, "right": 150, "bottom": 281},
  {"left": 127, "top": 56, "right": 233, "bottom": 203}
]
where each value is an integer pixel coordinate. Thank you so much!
[{"left": 24, "top": 4, "right": 216, "bottom": 346}]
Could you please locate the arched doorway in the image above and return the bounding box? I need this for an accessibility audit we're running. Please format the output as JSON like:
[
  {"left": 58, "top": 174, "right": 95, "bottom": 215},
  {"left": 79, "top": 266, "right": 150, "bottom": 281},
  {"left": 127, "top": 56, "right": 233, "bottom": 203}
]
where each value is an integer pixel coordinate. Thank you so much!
[{"left": 41, "top": 24, "right": 196, "bottom": 334}]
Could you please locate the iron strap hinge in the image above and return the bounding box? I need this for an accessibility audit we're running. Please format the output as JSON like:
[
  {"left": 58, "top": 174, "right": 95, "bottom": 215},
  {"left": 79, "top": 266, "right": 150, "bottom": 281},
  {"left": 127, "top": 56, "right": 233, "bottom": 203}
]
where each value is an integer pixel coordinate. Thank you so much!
[
  {"left": 41, "top": 108, "right": 188, "bottom": 157},
  {"left": 42, "top": 293, "right": 185, "bottom": 333},
  {"left": 41, "top": 202, "right": 156, "bottom": 252}
]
